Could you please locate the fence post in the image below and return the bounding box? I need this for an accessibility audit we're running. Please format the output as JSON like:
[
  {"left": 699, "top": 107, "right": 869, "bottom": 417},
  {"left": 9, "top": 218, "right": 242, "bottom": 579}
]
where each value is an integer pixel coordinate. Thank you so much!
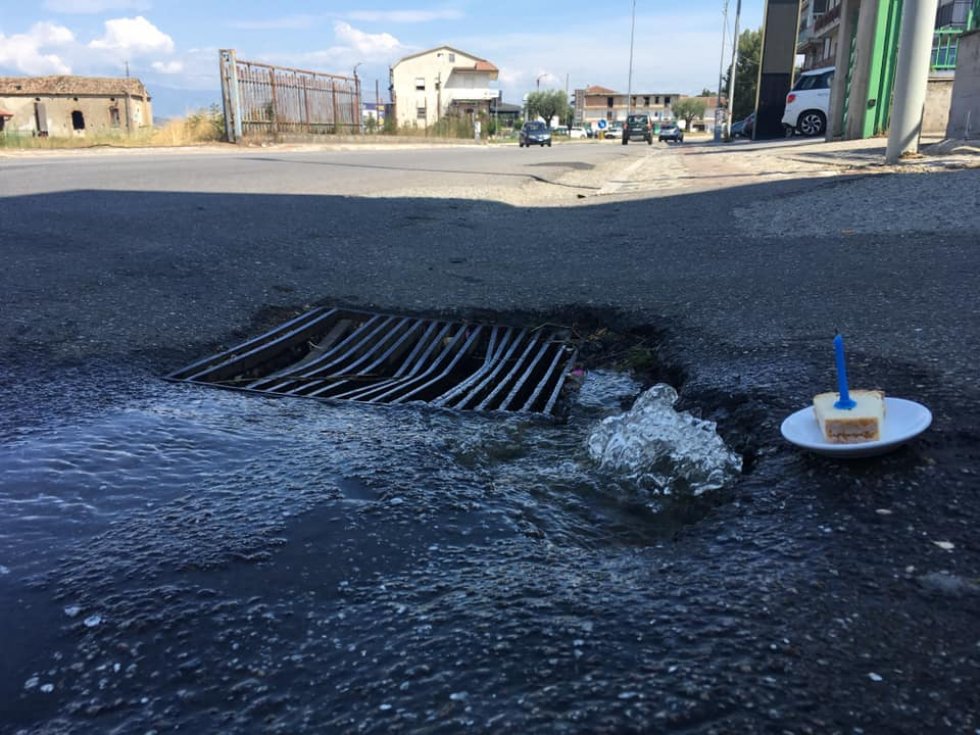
[
  {"left": 269, "top": 68, "right": 279, "bottom": 139},
  {"left": 222, "top": 49, "right": 243, "bottom": 142},
  {"left": 332, "top": 81, "right": 339, "bottom": 133}
]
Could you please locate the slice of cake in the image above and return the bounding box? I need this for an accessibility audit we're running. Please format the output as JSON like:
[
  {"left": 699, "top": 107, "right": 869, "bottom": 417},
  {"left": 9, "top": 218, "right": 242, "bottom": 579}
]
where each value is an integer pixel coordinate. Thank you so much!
[{"left": 813, "top": 390, "right": 886, "bottom": 443}]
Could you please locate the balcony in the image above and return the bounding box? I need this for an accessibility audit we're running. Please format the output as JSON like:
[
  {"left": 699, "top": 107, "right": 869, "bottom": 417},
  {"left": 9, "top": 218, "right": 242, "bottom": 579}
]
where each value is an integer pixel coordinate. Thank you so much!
[{"left": 814, "top": 4, "right": 841, "bottom": 32}]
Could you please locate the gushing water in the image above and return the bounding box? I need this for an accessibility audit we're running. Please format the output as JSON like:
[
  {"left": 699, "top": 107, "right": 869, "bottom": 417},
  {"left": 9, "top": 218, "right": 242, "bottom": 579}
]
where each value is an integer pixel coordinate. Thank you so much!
[{"left": 586, "top": 383, "right": 742, "bottom": 495}]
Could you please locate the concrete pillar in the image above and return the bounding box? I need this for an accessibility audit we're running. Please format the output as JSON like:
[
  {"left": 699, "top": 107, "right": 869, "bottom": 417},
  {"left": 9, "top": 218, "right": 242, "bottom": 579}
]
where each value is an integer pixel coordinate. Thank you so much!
[
  {"left": 826, "top": 0, "right": 861, "bottom": 139},
  {"left": 886, "top": 0, "right": 941, "bottom": 162},
  {"left": 844, "top": 0, "right": 881, "bottom": 139}
]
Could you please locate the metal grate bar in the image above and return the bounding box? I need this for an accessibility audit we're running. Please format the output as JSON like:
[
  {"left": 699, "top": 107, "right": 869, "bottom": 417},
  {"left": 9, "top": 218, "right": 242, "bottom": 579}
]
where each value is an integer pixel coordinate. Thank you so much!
[
  {"left": 441, "top": 328, "right": 529, "bottom": 410},
  {"left": 283, "top": 316, "right": 412, "bottom": 395},
  {"left": 431, "top": 325, "right": 507, "bottom": 407},
  {"left": 252, "top": 315, "right": 393, "bottom": 392},
  {"left": 304, "top": 318, "right": 425, "bottom": 397},
  {"left": 496, "top": 340, "right": 562, "bottom": 412},
  {"left": 475, "top": 334, "right": 544, "bottom": 411},
  {"left": 390, "top": 326, "right": 485, "bottom": 404},
  {"left": 167, "top": 307, "right": 336, "bottom": 383},
  {"left": 167, "top": 309, "right": 579, "bottom": 416},
  {"left": 328, "top": 321, "right": 451, "bottom": 401},
  {"left": 358, "top": 323, "right": 470, "bottom": 404},
  {"left": 521, "top": 345, "right": 574, "bottom": 413},
  {"left": 542, "top": 349, "right": 578, "bottom": 415}
]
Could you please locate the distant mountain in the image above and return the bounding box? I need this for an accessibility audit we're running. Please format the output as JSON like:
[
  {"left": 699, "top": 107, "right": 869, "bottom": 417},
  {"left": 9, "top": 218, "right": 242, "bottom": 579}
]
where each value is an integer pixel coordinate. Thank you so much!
[{"left": 148, "top": 85, "right": 223, "bottom": 119}]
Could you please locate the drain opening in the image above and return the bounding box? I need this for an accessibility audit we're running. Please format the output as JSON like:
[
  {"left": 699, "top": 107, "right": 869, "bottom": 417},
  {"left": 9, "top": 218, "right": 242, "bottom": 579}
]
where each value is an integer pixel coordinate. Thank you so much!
[{"left": 167, "top": 308, "right": 578, "bottom": 416}]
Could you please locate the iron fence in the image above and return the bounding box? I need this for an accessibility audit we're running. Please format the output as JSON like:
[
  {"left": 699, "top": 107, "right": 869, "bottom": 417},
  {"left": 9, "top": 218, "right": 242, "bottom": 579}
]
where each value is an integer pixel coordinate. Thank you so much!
[{"left": 219, "top": 50, "right": 360, "bottom": 142}]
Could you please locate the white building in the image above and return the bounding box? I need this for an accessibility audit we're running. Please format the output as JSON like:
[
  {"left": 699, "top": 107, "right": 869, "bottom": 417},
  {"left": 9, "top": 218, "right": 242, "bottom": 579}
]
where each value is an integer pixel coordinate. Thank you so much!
[{"left": 390, "top": 46, "right": 499, "bottom": 129}]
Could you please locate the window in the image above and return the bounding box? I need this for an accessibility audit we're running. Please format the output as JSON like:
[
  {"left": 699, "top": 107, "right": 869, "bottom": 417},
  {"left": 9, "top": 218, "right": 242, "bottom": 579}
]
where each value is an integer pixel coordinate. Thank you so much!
[
  {"left": 448, "top": 53, "right": 455, "bottom": 62},
  {"left": 664, "top": 96, "right": 671, "bottom": 105},
  {"left": 607, "top": 97, "right": 613, "bottom": 108},
  {"left": 71, "top": 110, "right": 85, "bottom": 130},
  {"left": 415, "top": 77, "right": 425, "bottom": 91},
  {"left": 109, "top": 107, "right": 121, "bottom": 128},
  {"left": 655, "top": 96, "right": 660, "bottom": 104},
  {"left": 643, "top": 96, "right": 650, "bottom": 106},
  {"left": 417, "top": 106, "right": 426, "bottom": 120}
]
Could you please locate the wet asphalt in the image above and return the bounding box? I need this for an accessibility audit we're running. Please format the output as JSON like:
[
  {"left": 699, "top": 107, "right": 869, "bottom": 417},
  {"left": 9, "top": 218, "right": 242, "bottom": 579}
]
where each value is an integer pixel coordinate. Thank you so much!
[{"left": 1, "top": 146, "right": 978, "bottom": 734}]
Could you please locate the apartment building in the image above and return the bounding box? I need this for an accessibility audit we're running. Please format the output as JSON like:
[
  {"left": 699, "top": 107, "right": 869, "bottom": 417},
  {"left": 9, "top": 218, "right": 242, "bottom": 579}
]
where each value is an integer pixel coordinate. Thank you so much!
[
  {"left": 389, "top": 46, "right": 499, "bottom": 129},
  {"left": 797, "top": 0, "right": 843, "bottom": 72},
  {"left": 573, "top": 86, "right": 679, "bottom": 127}
]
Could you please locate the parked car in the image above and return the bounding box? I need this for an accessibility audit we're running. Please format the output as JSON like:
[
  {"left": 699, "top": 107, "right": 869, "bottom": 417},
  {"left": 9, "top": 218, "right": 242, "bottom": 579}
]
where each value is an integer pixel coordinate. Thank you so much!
[
  {"left": 519, "top": 121, "right": 552, "bottom": 147},
  {"left": 604, "top": 123, "right": 623, "bottom": 140},
  {"left": 782, "top": 66, "right": 834, "bottom": 136},
  {"left": 568, "top": 126, "right": 587, "bottom": 139},
  {"left": 622, "top": 113, "right": 653, "bottom": 145},
  {"left": 732, "top": 111, "right": 755, "bottom": 138},
  {"left": 658, "top": 124, "right": 684, "bottom": 143}
]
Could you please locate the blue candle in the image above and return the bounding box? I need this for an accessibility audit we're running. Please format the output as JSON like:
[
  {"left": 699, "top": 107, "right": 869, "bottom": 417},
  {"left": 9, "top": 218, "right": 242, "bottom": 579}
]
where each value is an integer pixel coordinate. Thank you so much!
[{"left": 834, "top": 334, "right": 856, "bottom": 410}]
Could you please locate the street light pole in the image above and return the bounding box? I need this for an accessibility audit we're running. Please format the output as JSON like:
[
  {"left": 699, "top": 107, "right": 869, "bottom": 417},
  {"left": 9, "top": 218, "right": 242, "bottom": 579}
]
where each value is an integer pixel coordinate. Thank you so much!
[
  {"left": 724, "top": 0, "right": 742, "bottom": 142},
  {"left": 716, "top": 0, "right": 729, "bottom": 142},
  {"left": 626, "top": 0, "right": 637, "bottom": 118}
]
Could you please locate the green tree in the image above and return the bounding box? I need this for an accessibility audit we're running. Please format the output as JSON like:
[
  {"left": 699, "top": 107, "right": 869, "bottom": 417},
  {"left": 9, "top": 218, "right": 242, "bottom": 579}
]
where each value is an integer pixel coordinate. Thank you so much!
[
  {"left": 724, "top": 28, "right": 762, "bottom": 121},
  {"left": 526, "top": 90, "right": 568, "bottom": 128},
  {"left": 699, "top": 87, "right": 715, "bottom": 97},
  {"left": 673, "top": 98, "right": 707, "bottom": 131}
]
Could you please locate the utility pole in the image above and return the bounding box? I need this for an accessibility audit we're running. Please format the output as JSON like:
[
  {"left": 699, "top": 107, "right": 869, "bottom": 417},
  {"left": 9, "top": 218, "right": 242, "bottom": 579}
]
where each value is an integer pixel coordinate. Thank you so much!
[
  {"left": 724, "top": 0, "right": 742, "bottom": 141},
  {"left": 626, "top": 0, "right": 637, "bottom": 117},
  {"left": 885, "top": 0, "right": 940, "bottom": 163},
  {"left": 716, "top": 0, "right": 729, "bottom": 142}
]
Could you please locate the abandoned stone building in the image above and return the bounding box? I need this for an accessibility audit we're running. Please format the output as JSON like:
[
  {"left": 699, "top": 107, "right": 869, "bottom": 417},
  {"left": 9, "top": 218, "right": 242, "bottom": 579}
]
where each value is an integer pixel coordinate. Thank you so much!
[{"left": 0, "top": 75, "right": 152, "bottom": 137}]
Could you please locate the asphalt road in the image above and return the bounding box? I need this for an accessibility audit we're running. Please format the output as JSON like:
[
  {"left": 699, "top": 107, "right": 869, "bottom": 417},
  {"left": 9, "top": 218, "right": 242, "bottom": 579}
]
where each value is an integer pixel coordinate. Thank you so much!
[
  {"left": 1, "top": 142, "right": 978, "bottom": 733},
  {"left": 0, "top": 141, "right": 633, "bottom": 198}
]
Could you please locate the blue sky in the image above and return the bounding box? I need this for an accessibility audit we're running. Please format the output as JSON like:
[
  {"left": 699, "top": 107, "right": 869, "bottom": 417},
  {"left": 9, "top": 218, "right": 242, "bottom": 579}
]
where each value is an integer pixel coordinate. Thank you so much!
[{"left": 0, "top": 1, "right": 765, "bottom": 117}]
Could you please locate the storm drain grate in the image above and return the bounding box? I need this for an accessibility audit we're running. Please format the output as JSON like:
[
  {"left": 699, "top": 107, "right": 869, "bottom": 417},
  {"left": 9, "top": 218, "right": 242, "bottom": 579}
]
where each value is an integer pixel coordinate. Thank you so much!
[{"left": 167, "top": 307, "right": 579, "bottom": 415}]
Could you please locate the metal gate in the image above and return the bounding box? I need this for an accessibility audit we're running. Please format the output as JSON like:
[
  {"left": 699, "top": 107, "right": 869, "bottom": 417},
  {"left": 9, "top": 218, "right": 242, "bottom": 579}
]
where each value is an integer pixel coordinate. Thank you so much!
[{"left": 219, "top": 49, "right": 361, "bottom": 142}]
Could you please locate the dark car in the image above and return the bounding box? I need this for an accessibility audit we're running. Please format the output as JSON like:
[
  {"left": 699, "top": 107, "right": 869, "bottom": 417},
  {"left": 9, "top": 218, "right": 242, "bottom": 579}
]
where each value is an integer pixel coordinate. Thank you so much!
[
  {"left": 732, "top": 112, "right": 755, "bottom": 138},
  {"left": 658, "top": 124, "right": 684, "bottom": 143},
  {"left": 622, "top": 114, "right": 653, "bottom": 145},
  {"left": 519, "top": 121, "right": 552, "bottom": 148}
]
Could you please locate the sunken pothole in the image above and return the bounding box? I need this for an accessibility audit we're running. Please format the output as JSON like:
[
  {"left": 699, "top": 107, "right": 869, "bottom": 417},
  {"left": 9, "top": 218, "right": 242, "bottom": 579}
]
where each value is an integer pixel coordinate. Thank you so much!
[{"left": 167, "top": 307, "right": 578, "bottom": 416}]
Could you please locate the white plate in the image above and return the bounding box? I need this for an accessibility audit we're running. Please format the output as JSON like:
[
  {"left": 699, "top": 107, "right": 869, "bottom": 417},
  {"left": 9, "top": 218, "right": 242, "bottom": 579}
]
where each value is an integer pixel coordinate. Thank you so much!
[{"left": 780, "top": 397, "right": 932, "bottom": 458}]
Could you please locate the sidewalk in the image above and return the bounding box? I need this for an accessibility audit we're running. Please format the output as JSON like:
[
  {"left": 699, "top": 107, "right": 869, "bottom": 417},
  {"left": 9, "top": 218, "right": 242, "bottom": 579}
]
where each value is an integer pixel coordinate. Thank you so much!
[{"left": 586, "top": 134, "right": 980, "bottom": 201}]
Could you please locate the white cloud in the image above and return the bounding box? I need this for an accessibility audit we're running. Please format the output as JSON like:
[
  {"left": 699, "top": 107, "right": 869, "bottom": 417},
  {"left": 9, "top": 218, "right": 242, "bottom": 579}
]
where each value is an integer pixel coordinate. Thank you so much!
[
  {"left": 44, "top": 0, "right": 151, "bottom": 13},
  {"left": 333, "top": 21, "right": 401, "bottom": 57},
  {"left": 89, "top": 16, "right": 174, "bottom": 55},
  {"left": 0, "top": 22, "right": 74, "bottom": 75},
  {"left": 151, "top": 59, "right": 183, "bottom": 73},
  {"left": 345, "top": 9, "right": 463, "bottom": 23}
]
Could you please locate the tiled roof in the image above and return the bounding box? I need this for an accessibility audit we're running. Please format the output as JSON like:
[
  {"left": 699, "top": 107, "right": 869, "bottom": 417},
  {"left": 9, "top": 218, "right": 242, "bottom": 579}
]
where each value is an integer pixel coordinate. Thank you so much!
[
  {"left": 584, "top": 85, "right": 616, "bottom": 94},
  {"left": 0, "top": 75, "right": 149, "bottom": 97}
]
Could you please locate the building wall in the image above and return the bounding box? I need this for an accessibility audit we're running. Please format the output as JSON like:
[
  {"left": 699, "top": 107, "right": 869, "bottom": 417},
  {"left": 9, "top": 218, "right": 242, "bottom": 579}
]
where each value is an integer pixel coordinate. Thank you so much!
[
  {"left": 0, "top": 93, "right": 151, "bottom": 137},
  {"left": 947, "top": 29, "right": 980, "bottom": 138},
  {"left": 575, "top": 90, "right": 678, "bottom": 126},
  {"left": 924, "top": 73, "right": 955, "bottom": 133},
  {"left": 391, "top": 49, "right": 497, "bottom": 128}
]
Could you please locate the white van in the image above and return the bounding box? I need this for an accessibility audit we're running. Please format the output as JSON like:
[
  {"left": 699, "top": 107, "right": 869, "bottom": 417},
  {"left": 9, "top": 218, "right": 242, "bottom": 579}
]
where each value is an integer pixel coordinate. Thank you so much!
[{"left": 782, "top": 66, "right": 834, "bottom": 136}]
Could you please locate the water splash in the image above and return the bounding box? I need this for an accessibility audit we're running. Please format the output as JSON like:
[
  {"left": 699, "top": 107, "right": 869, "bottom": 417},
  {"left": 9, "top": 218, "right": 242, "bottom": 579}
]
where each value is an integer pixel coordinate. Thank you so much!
[{"left": 586, "top": 384, "right": 742, "bottom": 495}]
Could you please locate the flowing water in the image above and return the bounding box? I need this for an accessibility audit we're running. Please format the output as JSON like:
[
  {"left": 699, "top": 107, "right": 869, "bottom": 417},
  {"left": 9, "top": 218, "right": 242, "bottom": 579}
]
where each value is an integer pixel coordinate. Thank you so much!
[{"left": 1, "top": 368, "right": 745, "bottom": 733}]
